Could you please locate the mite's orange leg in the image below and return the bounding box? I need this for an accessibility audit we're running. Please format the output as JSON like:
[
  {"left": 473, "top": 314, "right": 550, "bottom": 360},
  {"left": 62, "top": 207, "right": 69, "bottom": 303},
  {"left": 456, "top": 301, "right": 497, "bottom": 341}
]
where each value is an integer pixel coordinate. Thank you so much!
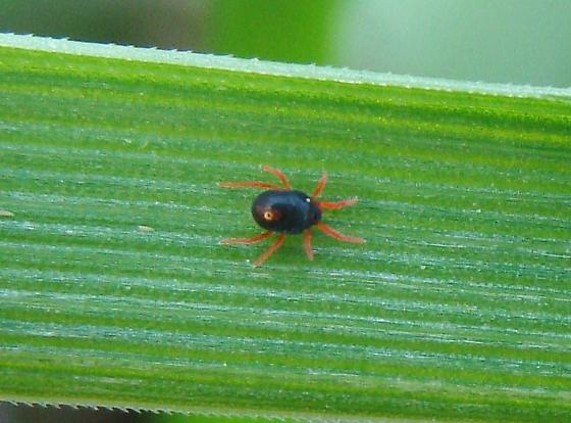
[
  {"left": 317, "top": 197, "right": 358, "bottom": 210},
  {"left": 253, "top": 233, "right": 286, "bottom": 266},
  {"left": 219, "top": 165, "right": 291, "bottom": 190},
  {"left": 218, "top": 181, "right": 282, "bottom": 190},
  {"left": 303, "top": 229, "right": 314, "bottom": 261},
  {"left": 316, "top": 221, "right": 365, "bottom": 244},
  {"left": 311, "top": 172, "right": 327, "bottom": 198},
  {"left": 220, "top": 231, "right": 273, "bottom": 245},
  {"left": 261, "top": 165, "right": 291, "bottom": 190}
]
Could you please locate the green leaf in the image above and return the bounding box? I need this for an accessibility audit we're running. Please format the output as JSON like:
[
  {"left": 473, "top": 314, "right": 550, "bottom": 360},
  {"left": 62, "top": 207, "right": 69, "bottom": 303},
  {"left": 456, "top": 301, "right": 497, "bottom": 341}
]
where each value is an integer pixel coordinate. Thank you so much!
[{"left": 0, "top": 34, "right": 570, "bottom": 422}]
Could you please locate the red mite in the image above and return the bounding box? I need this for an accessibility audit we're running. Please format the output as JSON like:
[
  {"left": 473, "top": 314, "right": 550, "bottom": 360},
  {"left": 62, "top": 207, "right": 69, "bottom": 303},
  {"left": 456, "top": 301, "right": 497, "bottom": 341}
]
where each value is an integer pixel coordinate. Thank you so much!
[{"left": 219, "top": 165, "right": 365, "bottom": 266}]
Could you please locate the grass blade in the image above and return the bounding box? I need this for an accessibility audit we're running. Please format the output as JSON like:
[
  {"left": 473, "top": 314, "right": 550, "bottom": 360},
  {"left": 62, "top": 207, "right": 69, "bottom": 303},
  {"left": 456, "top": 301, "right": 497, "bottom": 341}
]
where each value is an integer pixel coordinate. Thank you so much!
[{"left": 0, "top": 34, "right": 570, "bottom": 421}]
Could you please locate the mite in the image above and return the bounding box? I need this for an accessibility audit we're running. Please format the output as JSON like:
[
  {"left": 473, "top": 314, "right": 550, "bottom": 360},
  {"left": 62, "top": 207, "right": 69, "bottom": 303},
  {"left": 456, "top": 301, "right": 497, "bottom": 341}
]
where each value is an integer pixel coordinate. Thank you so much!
[{"left": 219, "top": 165, "right": 364, "bottom": 266}]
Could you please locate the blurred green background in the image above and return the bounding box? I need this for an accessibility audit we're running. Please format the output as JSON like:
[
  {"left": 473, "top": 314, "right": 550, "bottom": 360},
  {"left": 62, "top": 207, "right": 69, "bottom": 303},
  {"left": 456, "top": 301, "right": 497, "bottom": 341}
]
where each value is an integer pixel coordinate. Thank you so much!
[
  {"left": 1, "top": 0, "right": 570, "bottom": 87},
  {"left": 1, "top": 1, "right": 569, "bottom": 422}
]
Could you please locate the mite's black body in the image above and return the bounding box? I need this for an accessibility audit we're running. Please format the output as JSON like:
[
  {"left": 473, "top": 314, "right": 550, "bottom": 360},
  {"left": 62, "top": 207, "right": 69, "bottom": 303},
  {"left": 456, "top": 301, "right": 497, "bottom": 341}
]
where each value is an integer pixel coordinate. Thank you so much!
[
  {"left": 252, "top": 190, "right": 322, "bottom": 234},
  {"left": 219, "top": 165, "right": 364, "bottom": 266}
]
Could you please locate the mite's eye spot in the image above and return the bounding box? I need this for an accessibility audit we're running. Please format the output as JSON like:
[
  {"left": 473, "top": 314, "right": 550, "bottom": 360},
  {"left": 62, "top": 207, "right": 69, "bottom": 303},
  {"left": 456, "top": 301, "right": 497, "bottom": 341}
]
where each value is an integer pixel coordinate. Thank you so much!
[{"left": 263, "top": 210, "right": 274, "bottom": 220}]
